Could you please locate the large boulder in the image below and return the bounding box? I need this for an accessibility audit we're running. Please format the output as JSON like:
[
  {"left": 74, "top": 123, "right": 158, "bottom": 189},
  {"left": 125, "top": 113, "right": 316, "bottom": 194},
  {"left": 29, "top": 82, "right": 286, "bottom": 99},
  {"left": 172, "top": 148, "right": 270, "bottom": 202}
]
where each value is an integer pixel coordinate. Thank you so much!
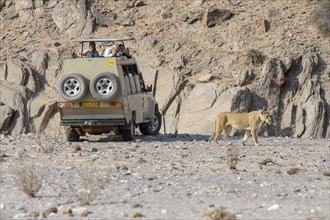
[
  {"left": 15, "top": 0, "right": 45, "bottom": 20},
  {"left": 0, "top": 0, "right": 6, "bottom": 12},
  {"left": 51, "top": 0, "right": 95, "bottom": 38},
  {"left": 0, "top": 105, "right": 14, "bottom": 133},
  {"left": 279, "top": 53, "right": 328, "bottom": 138},
  {"left": 177, "top": 86, "right": 252, "bottom": 135},
  {"left": 29, "top": 87, "right": 59, "bottom": 133},
  {"left": 0, "top": 81, "right": 31, "bottom": 134},
  {"left": 2, "top": 59, "right": 42, "bottom": 93},
  {"left": 256, "top": 58, "right": 286, "bottom": 135}
]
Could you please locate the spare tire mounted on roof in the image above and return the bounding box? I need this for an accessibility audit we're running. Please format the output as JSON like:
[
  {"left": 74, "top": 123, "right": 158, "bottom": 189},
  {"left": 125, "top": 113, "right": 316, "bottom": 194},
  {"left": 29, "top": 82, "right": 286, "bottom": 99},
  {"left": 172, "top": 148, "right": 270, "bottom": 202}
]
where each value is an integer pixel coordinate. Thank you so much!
[{"left": 90, "top": 71, "right": 120, "bottom": 101}]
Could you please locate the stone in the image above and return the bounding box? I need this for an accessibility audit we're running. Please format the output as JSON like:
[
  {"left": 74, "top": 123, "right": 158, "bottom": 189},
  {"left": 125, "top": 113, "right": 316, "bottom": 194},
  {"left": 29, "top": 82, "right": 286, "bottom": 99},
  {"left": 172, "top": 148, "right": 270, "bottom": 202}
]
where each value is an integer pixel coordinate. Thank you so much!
[
  {"left": 72, "top": 207, "right": 88, "bottom": 216},
  {"left": 116, "top": 10, "right": 135, "bottom": 26},
  {"left": 0, "top": 81, "right": 31, "bottom": 134},
  {"left": 51, "top": 0, "right": 95, "bottom": 38},
  {"left": 197, "top": 73, "right": 213, "bottom": 83},
  {"left": 178, "top": 86, "right": 252, "bottom": 135},
  {"left": 192, "top": 57, "right": 212, "bottom": 75},
  {"left": 43, "top": 206, "right": 57, "bottom": 215},
  {"left": 257, "top": 58, "right": 286, "bottom": 135},
  {"left": 238, "top": 70, "right": 255, "bottom": 86},
  {"left": 191, "top": 0, "right": 205, "bottom": 7},
  {"left": 0, "top": 0, "right": 5, "bottom": 12},
  {"left": 169, "top": 55, "right": 185, "bottom": 71},
  {"left": 203, "top": 8, "right": 233, "bottom": 27},
  {"left": 95, "top": 12, "right": 113, "bottom": 27},
  {"left": 264, "top": 19, "right": 271, "bottom": 32},
  {"left": 298, "top": 53, "right": 318, "bottom": 86},
  {"left": 29, "top": 91, "right": 58, "bottom": 133},
  {"left": 0, "top": 105, "right": 14, "bottom": 132}
]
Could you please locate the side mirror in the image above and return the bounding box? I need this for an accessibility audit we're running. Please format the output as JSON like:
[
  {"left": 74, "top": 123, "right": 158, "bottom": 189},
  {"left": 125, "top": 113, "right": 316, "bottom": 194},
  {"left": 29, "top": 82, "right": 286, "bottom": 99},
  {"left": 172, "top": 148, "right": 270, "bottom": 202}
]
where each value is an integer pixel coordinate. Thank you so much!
[{"left": 146, "top": 84, "right": 152, "bottom": 92}]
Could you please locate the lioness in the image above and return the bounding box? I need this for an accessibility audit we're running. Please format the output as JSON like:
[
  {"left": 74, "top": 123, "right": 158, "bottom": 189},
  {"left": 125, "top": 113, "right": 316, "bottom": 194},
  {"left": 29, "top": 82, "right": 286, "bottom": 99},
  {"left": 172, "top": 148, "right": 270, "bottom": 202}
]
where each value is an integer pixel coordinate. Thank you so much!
[{"left": 210, "top": 109, "right": 272, "bottom": 146}]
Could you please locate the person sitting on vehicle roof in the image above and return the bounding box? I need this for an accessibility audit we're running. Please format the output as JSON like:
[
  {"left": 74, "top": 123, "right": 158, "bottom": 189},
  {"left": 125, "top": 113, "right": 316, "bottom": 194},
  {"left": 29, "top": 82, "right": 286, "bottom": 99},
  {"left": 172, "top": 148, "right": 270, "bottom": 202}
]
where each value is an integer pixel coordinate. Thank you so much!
[
  {"left": 82, "top": 41, "right": 100, "bottom": 58},
  {"left": 104, "top": 43, "right": 132, "bottom": 59}
]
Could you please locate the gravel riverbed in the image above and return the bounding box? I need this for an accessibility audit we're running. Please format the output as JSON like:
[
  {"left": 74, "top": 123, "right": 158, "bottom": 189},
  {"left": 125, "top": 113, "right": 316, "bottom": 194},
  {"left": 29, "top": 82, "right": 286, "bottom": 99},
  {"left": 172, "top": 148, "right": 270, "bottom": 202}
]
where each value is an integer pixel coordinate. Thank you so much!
[{"left": 0, "top": 134, "right": 329, "bottom": 220}]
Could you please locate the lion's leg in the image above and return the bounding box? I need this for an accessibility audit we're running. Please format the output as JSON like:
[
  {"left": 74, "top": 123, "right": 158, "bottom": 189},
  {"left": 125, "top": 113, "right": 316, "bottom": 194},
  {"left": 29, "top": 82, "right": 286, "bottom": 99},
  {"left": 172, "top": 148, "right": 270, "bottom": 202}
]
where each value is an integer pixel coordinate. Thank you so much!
[
  {"left": 213, "top": 119, "right": 224, "bottom": 146},
  {"left": 223, "top": 126, "right": 232, "bottom": 145},
  {"left": 241, "top": 130, "right": 251, "bottom": 146},
  {"left": 213, "top": 127, "right": 223, "bottom": 145},
  {"left": 251, "top": 129, "right": 260, "bottom": 146}
]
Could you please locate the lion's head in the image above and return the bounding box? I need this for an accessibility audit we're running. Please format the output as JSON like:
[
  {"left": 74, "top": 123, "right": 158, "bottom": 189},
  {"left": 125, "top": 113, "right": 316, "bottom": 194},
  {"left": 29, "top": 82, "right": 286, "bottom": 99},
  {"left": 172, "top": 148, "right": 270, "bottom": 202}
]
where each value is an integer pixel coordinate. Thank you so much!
[{"left": 260, "top": 110, "right": 272, "bottom": 125}]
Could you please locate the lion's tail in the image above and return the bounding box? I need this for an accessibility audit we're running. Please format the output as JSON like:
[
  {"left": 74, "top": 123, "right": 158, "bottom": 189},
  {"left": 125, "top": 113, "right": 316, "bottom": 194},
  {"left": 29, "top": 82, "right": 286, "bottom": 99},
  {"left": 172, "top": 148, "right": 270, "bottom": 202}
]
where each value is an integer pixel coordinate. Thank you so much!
[
  {"left": 208, "top": 119, "right": 217, "bottom": 140},
  {"left": 208, "top": 132, "right": 214, "bottom": 140}
]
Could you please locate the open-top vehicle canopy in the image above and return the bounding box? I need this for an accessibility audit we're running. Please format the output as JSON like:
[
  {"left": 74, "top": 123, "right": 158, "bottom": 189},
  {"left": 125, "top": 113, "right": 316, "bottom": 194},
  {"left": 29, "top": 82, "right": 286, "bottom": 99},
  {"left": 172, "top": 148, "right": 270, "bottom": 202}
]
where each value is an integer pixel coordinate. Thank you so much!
[
  {"left": 78, "top": 38, "right": 135, "bottom": 44},
  {"left": 78, "top": 38, "right": 135, "bottom": 56}
]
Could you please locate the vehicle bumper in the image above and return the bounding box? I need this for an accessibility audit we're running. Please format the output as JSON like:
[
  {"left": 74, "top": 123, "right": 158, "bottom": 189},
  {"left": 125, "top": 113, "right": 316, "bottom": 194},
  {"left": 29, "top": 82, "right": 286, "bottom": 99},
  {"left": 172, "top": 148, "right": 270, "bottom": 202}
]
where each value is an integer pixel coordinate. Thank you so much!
[{"left": 60, "top": 119, "right": 126, "bottom": 126}]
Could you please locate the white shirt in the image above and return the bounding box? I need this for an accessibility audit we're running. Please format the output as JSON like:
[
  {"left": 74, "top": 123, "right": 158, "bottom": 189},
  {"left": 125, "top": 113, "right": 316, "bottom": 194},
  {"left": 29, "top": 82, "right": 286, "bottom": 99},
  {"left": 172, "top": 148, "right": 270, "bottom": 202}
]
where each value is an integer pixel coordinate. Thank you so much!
[{"left": 82, "top": 50, "right": 99, "bottom": 58}]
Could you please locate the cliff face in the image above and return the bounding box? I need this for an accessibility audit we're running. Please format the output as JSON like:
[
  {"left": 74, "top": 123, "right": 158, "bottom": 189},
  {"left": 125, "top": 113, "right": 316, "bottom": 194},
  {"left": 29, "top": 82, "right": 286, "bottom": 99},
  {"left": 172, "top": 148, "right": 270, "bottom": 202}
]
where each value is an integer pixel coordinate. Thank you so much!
[{"left": 0, "top": 0, "right": 329, "bottom": 138}]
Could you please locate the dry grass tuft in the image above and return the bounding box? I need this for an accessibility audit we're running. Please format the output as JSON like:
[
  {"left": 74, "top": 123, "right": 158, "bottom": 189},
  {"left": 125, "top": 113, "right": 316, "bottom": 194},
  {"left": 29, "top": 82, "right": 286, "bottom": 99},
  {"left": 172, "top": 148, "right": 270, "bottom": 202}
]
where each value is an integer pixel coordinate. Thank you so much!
[
  {"left": 70, "top": 166, "right": 111, "bottom": 206},
  {"left": 287, "top": 168, "right": 302, "bottom": 175},
  {"left": 203, "top": 208, "right": 236, "bottom": 220},
  {"left": 227, "top": 147, "right": 239, "bottom": 170},
  {"left": 15, "top": 165, "right": 43, "bottom": 198},
  {"left": 245, "top": 49, "right": 265, "bottom": 66},
  {"left": 34, "top": 133, "right": 66, "bottom": 154},
  {"left": 311, "top": 0, "right": 330, "bottom": 37}
]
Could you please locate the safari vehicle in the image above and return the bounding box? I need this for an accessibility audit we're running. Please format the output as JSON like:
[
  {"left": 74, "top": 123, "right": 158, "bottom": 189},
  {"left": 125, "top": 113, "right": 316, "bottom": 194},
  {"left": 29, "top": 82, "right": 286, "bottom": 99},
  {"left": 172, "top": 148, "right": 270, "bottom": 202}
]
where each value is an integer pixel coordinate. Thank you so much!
[{"left": 57, "top": 38, "right": 162, "bottom": 142}]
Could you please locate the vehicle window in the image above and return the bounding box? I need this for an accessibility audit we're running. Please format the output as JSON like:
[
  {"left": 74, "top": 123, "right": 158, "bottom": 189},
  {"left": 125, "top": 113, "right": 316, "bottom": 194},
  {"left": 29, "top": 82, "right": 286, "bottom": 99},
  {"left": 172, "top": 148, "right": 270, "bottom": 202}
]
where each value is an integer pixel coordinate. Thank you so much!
[{"left": 121, "top": 64, "right": 143, "bottom": 94}]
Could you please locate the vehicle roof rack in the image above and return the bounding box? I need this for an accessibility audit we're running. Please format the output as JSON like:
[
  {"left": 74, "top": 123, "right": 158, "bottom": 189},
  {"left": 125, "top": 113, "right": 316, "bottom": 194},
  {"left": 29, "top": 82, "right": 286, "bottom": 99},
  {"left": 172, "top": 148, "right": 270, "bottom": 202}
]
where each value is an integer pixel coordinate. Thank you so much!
[{"left": 78, "top": 38, "right": 135, "bottom": 43}]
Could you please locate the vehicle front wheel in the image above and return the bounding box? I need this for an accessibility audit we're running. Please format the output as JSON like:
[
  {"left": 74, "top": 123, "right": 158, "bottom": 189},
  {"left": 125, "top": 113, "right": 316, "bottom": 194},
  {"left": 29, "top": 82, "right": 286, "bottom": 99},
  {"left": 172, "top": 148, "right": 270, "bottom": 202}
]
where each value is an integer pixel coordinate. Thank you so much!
[
  {"left": 120, "top": 121, "right": 135, "bottom": 141},
  {"left": 67, "top": 129, "right": 80, "bottom": 142},
  {"left": 139, "top": 110, "right": 162, "bottom": 135}
]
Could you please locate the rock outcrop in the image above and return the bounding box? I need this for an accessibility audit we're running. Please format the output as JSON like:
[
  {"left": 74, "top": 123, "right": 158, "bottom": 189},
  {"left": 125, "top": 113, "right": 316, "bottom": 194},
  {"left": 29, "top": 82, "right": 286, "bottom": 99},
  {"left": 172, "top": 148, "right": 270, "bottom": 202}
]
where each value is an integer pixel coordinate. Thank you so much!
[
  {"left": 51, "top": 0, "right": 95, "bottom": 38},
  {"left": 0, "top": 0, "right": 329, "bottom": 139}
]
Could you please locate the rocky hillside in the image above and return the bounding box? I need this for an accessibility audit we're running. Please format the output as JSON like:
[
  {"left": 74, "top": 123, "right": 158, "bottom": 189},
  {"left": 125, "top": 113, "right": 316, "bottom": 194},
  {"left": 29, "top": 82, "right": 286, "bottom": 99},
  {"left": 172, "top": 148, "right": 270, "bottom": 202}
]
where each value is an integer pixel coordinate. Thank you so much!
[{"left": 0, "top": 0, "right": 329, "bottom": 138}]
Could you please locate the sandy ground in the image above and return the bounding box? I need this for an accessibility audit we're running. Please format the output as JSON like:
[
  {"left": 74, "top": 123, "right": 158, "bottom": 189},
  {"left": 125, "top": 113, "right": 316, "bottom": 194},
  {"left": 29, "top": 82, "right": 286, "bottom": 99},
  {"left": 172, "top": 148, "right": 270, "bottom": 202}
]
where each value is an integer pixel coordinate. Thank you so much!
[{"left": 0, "top": 133, "right": 329, "bottom": 220}]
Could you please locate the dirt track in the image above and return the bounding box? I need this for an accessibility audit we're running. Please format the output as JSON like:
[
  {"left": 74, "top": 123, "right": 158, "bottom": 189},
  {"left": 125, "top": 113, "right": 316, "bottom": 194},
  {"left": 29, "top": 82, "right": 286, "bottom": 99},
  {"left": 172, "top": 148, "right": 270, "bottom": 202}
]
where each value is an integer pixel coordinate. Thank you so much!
[{"left": 0, "top": 133, "right": 329, "bottom": 219}]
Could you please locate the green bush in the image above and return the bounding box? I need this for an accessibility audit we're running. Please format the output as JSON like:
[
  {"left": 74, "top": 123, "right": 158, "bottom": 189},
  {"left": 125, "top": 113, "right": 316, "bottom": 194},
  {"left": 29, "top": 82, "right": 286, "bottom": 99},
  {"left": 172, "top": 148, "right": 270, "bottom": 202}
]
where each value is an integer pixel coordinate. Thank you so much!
[{"left": 311, "top": 0, "right": 330, "bottom": 37}]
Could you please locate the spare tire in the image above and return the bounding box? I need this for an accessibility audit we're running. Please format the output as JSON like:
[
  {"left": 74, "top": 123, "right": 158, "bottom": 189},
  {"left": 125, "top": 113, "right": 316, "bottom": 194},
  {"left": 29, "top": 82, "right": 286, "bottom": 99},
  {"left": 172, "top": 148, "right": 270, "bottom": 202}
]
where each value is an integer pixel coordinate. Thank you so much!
[
  {"left": 90, "top": 71, "right": 120, "bottom": 101},
  {"left": 58, "top": 73, "right": 87, "bottom": 101}
]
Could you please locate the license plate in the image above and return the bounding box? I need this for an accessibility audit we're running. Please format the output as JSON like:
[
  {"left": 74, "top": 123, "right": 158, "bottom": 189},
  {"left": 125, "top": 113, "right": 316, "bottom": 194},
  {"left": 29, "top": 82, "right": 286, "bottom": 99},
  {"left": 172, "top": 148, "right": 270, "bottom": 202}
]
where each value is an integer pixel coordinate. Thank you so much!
[{"left": 81, "top": 102, "right": 99, "bottom": 107}]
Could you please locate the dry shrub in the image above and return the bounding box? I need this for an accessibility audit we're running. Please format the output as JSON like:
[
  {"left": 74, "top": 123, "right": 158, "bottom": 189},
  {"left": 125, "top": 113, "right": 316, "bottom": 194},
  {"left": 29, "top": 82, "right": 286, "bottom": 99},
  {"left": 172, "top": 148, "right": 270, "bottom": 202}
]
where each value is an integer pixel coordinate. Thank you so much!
[
  {"left": 34, "top": 133, "right": 66, "bottom": 154},
  {"left": 245, "top": 49, "right": 265, "bottom": 66},
  {"left": 203, "top": 208, "right": 236, "bottom": 220},
  {"left": 287, "top": 168, "right": 302, "bottom": 175},
  {"left": 311, "top": 0, "right": 330, "bottom": 37},
  {"left": 15, "top": 165, "right": 43, "bottom": 198},
  {"left": 70, "top": 166, "right": 111, "bottom": 206},
  {"left": 227, "top": 147, "right": 239, "bottom": 170}
]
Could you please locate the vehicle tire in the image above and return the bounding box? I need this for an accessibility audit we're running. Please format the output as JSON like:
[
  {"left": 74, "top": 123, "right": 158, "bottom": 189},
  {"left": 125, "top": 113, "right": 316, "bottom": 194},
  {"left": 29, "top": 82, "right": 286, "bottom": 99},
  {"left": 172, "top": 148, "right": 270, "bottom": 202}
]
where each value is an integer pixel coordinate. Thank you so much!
[
  {"left": 90, "top": 72, "right": 120, "bottom": 101},
  {"left": 67, "top": 129, "right": 80, "bottom": 142},
  {"left": 139, "top": 109, "right": 162, "bottom": 135},
  {"left": 120, "top": 120, "right": 136, "bottom": 141},
  {"left": 58, "top": 73, "right": 87, "bottom": 101}
]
